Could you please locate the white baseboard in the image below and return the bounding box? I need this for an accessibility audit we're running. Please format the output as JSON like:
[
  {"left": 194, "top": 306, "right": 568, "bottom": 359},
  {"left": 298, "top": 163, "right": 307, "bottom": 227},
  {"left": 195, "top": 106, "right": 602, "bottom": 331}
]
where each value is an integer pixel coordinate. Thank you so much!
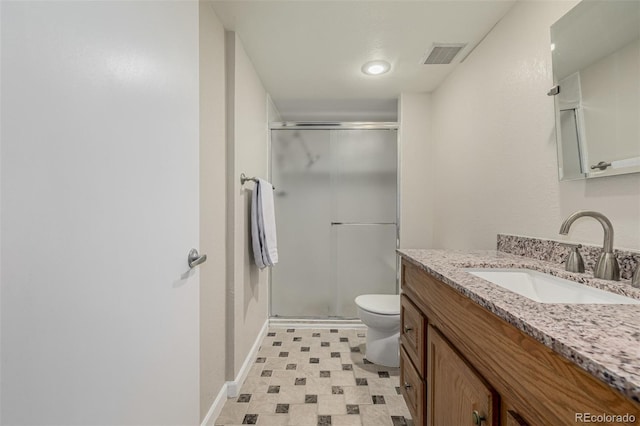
[
  {"left": 226, "top": 319, "right": 269, "bottom": 398},
  {"left": 269, "top": 318, "right": 366, "bottom": 329},
  {"left": 201, "top": 319, "right": 269, "bottom": 426},
  {"left": 200, "top": 382, "right": 228, "bottom": 426}
]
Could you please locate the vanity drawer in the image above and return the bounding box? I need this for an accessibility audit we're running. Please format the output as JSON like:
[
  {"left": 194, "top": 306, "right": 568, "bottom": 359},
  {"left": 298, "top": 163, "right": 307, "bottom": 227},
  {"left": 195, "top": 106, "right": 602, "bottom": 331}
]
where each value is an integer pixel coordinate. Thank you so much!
[
  {"left": 400, "top": 345, "right": 425, "bottom": 426},
  {"left": 400, "top": 294, "right": 426, "bottom": 377}
]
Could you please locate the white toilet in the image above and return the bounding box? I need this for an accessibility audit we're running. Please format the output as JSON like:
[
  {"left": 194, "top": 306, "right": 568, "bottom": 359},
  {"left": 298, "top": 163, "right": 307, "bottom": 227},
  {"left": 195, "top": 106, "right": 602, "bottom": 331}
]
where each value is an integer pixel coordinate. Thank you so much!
[{"left": 354, "top": 294, "right": 400, "bottom": 368}]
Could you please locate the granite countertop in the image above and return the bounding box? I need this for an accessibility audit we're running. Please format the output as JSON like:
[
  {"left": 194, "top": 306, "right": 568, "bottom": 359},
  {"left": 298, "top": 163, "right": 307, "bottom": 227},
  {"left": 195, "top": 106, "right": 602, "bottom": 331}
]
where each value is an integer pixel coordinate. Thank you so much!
[{"left": 397, "top": 248, "right": 640, "bottom": 403}]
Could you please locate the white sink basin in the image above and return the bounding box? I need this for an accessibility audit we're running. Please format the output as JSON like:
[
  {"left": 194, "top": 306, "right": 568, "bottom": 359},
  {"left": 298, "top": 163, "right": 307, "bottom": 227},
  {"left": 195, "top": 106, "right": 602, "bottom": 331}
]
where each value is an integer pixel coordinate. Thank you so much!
[{"left": 463, "top": 268, "right": 640, "bottom": 304}]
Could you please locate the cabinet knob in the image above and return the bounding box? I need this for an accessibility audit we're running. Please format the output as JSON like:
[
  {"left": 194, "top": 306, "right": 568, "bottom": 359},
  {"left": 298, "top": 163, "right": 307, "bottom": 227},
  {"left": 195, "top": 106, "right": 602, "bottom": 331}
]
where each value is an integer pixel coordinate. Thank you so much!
[
  {"left": 403, "top": 326, "right": 413, "bottom": 333},
  {"left": 403, "top": 382, "right": 412, "bottom": 389},
  {"left": 472, "top": 410, "right": 486, "bottom": 426}
]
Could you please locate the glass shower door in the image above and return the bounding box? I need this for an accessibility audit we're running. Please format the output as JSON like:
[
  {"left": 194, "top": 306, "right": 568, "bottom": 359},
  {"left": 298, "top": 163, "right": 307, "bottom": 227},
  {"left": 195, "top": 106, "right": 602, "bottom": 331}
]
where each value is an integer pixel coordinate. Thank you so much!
[
  {"left": 270, "top": 128, "right": 397, "bottom": 318},
  {"left": 271, "top": 130, "right": 333, "bottom": 317},
  {"left": 331, "top": 129, "right": 397, "bottom": 318}
]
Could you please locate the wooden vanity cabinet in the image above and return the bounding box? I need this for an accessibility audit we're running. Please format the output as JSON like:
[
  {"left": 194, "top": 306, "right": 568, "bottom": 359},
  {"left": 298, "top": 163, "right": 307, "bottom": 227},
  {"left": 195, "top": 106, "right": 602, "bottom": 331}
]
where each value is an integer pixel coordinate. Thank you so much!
[
  {"left": 399, "top": 259, "right": 640, "bottom": 426},
  {"left": 400, "top": 294, "right": 427, "bottom": 425}
]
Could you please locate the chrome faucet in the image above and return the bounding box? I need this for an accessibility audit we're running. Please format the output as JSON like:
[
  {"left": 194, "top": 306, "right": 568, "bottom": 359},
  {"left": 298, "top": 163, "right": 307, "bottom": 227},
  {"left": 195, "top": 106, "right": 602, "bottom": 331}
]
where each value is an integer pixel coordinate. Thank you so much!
[{"left": 559, "top": 211, "right": 620, "bottom": 281}]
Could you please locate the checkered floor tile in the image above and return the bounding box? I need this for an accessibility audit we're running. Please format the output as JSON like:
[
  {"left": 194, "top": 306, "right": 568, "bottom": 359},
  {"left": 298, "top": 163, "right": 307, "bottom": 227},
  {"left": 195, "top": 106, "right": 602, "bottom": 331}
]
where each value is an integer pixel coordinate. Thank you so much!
[{"left": 215, "top": 328, "right": 413, "bottom": 426}]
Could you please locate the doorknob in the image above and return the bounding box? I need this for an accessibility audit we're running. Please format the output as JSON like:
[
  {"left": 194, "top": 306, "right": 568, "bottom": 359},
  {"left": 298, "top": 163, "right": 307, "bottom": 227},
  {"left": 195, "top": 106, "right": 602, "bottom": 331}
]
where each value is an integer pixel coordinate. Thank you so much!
[{"left": 188, "top": 249, "right": 207, "bottom": 269}]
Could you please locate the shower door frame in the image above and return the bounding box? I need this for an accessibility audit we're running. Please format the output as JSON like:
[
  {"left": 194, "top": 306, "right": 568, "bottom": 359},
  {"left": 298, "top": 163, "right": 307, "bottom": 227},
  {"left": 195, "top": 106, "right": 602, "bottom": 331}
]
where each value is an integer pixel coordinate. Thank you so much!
[{"left": 268, "top": 121, "right": 401, "bottom": 319}]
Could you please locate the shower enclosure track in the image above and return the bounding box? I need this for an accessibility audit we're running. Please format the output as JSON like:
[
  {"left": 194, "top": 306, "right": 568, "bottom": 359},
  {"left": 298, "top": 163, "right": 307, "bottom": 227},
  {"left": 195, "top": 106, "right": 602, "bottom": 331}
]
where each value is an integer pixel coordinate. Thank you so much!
[{"left": 271, "top": 121, "right": 398, "bottom": 130}]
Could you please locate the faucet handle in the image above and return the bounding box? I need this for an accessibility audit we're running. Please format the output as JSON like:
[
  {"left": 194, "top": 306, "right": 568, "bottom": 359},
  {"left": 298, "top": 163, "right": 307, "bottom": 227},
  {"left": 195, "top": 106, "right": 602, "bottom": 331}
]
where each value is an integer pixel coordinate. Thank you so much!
[
  {"left": 632, "top": 257, "right": 640, "bottom": 288},
  {"left": 564, "top": 245, "right": 585, "bottom": 273},
  {"left": 560, "top": 242, "right": 582, "bottom": 249}
]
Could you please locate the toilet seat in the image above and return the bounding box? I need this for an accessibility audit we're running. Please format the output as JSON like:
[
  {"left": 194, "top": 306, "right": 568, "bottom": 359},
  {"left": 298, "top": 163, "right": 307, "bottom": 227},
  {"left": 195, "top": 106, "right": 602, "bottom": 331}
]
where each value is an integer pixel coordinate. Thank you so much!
[{"left": 355, "top": 294, "right": 400, "bottom": 316}]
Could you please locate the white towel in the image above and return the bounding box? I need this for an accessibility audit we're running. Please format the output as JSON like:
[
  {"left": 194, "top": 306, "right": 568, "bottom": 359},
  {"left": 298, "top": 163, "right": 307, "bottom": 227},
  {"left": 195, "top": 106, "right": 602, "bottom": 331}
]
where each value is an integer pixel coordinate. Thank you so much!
[
  {"left": 258, "top": 179, "right": 278, "bottom": 265},
  {"left": 250, "top": 179, "right": 278, "bottom": 269}
]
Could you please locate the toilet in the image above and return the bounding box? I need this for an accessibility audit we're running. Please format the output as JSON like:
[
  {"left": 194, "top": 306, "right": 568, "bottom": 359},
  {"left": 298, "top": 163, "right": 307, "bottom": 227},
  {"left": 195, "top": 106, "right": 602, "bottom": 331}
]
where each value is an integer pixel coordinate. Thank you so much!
[{"left": 354, "top": 294, "right": 400, "bottom": 368}]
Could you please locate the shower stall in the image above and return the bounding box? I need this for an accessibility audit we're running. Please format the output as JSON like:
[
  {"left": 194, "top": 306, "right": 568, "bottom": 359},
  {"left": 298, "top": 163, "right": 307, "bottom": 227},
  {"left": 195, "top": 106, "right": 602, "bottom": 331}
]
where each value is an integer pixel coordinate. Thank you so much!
[{"left": 270, "top": 123, "right": 398, "bottom": 319}]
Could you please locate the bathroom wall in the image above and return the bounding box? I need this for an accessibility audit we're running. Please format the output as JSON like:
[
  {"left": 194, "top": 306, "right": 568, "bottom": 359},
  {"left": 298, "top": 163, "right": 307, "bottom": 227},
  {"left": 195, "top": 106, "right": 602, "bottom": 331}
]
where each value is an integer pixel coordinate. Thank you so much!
[
  {"left": 268, "top": 95, "right": 283, "bottom": 122},
  {"left": 274, "top": 98, "right": 398, "bottom": 122},
  {"left": 226, "top": 32, "right": 270, "bottom": 377},
  {"left": 430, "top": 0, "right": 640, "bottom": 251},
  {"left": 199, "top": 2, "right": 227, "bottom": 421},
  {"left": 399, "top": 93, "right": 435, "bottom": 249}
]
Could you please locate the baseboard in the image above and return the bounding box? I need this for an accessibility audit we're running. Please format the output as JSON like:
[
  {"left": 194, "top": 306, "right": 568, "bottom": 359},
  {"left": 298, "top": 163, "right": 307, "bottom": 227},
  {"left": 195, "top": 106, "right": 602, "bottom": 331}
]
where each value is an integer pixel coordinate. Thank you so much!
[
  {"left": 200, "top": 382, "right": 228, "bottom": 426},
  {"left": 202, "top": 319, "right": 269, "bottom": 425},
  {"left": 269, "top": 318, "right": 366, "bottom": 329},
  {"left": 226, "top": 319, "right": 269, "bottom": 398}
]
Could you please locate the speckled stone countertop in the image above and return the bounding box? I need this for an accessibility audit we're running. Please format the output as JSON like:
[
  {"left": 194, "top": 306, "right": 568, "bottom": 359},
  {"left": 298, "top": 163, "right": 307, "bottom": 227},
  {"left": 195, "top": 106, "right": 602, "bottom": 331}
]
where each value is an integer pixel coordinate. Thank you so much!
[{"left": 397, "top": 249, "right": 640, "bottom": 403}]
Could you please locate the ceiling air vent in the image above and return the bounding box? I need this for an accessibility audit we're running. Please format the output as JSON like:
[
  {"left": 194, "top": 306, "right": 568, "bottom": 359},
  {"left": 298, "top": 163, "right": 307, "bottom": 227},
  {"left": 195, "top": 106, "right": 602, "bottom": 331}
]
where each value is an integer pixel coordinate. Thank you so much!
[{"left": 422, "top": 43, "right": 468, "bottom": 65}]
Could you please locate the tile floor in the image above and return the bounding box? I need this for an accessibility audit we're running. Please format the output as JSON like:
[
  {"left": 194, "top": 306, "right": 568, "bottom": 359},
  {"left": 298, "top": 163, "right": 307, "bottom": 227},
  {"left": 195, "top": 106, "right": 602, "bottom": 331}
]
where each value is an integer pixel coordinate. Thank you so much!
[{"left": 215, "top": 328, "right": 413, "bottom": 426}]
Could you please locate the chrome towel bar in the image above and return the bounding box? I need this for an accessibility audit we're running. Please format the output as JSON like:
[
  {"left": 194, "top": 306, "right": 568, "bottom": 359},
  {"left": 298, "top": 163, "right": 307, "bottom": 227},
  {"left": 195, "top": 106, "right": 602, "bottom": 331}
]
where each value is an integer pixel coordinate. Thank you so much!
[{"left": 240, "top": 173, "right": 275, "bottom": 190}]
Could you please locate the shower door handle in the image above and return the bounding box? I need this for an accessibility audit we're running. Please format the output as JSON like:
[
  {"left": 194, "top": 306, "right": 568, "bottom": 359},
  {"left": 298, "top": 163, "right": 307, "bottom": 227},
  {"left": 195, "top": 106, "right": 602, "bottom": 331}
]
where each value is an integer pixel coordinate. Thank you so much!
[{"left": 331, "top": 222, "right": 396, "bottom": 226}]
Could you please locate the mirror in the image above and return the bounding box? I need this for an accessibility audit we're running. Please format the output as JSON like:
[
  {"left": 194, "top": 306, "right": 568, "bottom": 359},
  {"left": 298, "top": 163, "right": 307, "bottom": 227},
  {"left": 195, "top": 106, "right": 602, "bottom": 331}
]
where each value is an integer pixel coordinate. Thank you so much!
[{"left": 550, "top": 0, "right": 640, "bottom": 180}]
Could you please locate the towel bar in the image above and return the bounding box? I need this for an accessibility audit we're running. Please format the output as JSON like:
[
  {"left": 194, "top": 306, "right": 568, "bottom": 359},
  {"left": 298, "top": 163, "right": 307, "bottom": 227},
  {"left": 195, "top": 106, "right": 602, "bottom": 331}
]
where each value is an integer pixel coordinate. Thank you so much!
[{"left": 240, "top": 173, "right": 275, "bottom": 190}]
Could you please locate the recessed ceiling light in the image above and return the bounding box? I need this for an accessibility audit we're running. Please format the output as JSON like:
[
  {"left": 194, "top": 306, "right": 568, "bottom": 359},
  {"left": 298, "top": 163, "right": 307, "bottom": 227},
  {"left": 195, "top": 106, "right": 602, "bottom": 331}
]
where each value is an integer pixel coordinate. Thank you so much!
[
  {"left": 550, "top": 43, "right": 556, "bottom": 51},
  {"left": 362, "top": 60, "right": 391, "bottom": 76}
]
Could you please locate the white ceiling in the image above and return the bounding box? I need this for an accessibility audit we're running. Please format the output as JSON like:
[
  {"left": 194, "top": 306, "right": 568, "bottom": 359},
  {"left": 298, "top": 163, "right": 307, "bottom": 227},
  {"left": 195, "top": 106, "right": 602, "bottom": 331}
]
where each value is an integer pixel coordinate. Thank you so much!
[{"left": 211, "top": 0, "right": 516, "bottom": 119}]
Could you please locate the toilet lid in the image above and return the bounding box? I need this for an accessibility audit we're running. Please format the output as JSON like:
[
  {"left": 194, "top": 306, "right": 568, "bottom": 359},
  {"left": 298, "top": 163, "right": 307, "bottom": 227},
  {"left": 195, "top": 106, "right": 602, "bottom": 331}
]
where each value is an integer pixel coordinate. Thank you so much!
[{"left": 355, "top": 294, "right": 400, "bottom": 315}]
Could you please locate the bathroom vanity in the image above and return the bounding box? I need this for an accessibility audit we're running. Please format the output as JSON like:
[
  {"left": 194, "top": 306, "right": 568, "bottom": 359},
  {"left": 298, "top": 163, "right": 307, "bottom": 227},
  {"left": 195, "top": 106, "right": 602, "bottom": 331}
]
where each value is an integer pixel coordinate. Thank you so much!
[{"left": 398, "top": 249, "right": 640, "bottom": 426}]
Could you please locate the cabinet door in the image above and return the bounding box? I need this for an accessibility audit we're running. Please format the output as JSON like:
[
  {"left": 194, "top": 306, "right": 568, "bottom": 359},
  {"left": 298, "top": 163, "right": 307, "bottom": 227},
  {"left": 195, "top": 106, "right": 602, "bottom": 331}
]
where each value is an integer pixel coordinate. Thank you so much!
[{"left": 428, "top": 326, "right": 498, "bottom": 426}]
